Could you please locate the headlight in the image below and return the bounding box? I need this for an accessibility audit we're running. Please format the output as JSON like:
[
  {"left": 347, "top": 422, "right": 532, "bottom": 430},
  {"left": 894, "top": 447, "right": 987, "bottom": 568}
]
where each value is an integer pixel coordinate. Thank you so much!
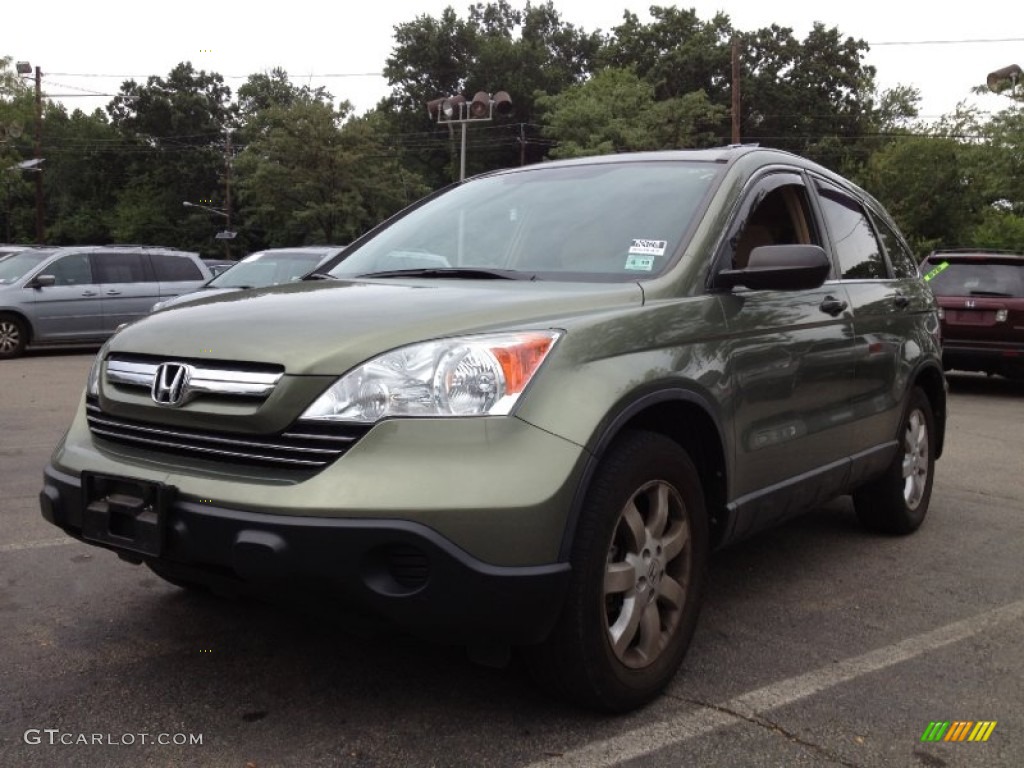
[
  {"left": 300, "top": 331, "right": 562, "bottom": 423},
  {"left": 87, "top": 340, "right": 111, "bottom": 397}
]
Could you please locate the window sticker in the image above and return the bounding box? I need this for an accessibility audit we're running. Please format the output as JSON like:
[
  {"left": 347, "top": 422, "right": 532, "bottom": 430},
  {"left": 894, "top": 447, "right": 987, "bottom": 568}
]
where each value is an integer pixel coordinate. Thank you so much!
[
  {"left": 922, "top": 261, "right": 949, "bottom": 281},
  {"left": 628, "top": 239, "right": 667, "bottom": 257},
  {"left": 625, "top": 254, "right": 655, "bottom": 271}
]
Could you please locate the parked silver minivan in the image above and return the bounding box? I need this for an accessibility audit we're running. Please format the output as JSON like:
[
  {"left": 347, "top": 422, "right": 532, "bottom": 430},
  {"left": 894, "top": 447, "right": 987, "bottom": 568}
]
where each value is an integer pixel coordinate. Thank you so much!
[{"left": 0, "top": 245, "right": 212, "bottom": 358}]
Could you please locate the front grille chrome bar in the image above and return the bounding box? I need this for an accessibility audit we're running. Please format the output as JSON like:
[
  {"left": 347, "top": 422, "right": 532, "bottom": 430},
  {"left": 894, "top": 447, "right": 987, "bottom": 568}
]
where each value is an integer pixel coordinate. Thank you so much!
[{"left": 106, "top": 358, "right": 282, "bottom": 399}]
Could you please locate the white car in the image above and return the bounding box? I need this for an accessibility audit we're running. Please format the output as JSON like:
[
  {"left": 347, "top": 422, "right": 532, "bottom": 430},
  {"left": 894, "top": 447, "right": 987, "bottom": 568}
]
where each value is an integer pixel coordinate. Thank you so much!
[{"left": 152, "top": 246, "right": 346, "bottom": 311}]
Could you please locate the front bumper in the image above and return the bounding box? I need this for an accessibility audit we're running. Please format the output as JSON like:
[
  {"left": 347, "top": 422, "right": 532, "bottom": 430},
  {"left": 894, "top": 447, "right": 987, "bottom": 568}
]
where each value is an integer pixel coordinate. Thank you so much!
[{"left": 41, "top": 463, "right": 570, "bottom": 645}]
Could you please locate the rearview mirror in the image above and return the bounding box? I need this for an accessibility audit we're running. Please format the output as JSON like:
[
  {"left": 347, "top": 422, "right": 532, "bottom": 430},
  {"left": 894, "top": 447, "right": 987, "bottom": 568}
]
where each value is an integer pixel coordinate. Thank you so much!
[{"left": 30, "top": 274, "right": 57, "bottom": 288}]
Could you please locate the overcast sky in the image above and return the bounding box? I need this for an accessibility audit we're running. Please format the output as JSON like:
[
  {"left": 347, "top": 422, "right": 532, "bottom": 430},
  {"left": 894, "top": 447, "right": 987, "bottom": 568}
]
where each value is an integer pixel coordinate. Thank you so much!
[{"left": 6, "top": 0, "right": 1023, "bottom": 122}]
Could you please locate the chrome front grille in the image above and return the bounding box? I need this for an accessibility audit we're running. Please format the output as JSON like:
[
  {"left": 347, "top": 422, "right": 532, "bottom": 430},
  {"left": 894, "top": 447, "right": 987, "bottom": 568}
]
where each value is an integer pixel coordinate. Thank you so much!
[
  {"left": 85, "top": 400, "right": 370, "bottom": 470},
  {"left": 106, "top": 358, "right": 283, "bottom": 402}
]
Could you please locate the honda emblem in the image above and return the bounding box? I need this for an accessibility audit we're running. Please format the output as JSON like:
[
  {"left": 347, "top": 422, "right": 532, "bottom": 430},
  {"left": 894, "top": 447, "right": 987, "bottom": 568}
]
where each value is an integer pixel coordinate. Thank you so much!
[{"left": 151, "top": 363, "right": 193, "bottom": 406}]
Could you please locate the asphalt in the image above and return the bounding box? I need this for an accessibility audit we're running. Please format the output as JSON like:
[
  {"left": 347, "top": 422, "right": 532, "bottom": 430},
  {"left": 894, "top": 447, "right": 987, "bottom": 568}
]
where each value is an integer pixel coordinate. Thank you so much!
[{"left": 1, "top": 352, "right": 1021, "bottom": 767}]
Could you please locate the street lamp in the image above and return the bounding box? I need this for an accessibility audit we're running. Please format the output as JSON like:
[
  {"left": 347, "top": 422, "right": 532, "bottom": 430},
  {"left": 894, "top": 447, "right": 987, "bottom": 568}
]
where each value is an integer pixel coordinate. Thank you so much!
[
  {"left": 986, "top": 64, "right": 1023, "bottom": 95},
  {"left": 183, "top": 201, "right": 236, "bottom": 258},
  {"left": 15, "top": 61, "right": 43, "bottom": 244},
  {"left": 427, "top": 90, "right": 513, "bottom": 181}
]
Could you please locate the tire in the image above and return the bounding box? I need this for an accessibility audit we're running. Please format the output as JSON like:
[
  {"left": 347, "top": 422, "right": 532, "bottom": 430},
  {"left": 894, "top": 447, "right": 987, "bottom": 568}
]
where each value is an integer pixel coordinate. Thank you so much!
[
  {"left": 853, "top": 387, "right": 935, "bottom": 535},
  {"left": 530, "top": 431, "right": 709, "bottom": 712},
  {"left": 0, "top": 314, "right": 27, "bottom": 360}
]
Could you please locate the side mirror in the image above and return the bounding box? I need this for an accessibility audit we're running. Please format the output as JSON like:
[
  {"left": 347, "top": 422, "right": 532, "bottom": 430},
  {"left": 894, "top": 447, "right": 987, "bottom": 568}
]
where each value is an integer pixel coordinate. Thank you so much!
[
  {"left": 30, "top": 274, "right": 56, "bottom": 288},
  {"left": 715, "top": 245, "right": 831, "bottom": 291}
]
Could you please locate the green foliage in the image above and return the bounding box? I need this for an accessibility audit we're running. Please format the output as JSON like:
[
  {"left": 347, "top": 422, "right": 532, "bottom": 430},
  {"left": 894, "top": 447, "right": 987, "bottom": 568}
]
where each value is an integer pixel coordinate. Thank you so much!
[
  {"left": 235, "top": 99, "right": 427, "bottom": 246},
  {"left": 536, "top": 68, "right": 724, "bottom": 157},
  {"left": 107, "top": 62, "right": 236, "bottom": 252},
  {"left": 0, "top": 56, "right": 36, "bottom": 242},
  {"left": 971, "top": 208, "right": 1024, "bottom": 252},
  {"left": 3, "top": 6, "right": 1024, "bottom": 258},
  {"left": 860, "top": 128, "right": 986, "bottom": 255},
  {"left": 381, "top": 1, "right": 603, "bottom": 183},
  {"left": 41, "top": 104, "right": 122, "bottom": 244}
]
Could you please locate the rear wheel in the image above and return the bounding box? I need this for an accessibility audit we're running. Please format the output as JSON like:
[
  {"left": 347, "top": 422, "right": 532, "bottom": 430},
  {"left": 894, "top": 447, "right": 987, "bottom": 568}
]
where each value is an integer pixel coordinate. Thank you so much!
[
  {"left": 0, "top": 314, "right": 27, "bottom": 359},
  {"left": 854, "top": 387, "right": 935, "bottom": 534},
  {"left": 531, "top": 431, "right": 709, "bottom": 712}
]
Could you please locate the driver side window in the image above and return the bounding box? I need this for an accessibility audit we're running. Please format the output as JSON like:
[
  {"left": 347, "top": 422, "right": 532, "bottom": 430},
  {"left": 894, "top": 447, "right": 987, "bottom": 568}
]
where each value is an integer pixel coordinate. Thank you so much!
[
  {"left": 733, "top": 184, "right": 818, "bottom": 270},
  {"left": 44, "top": 253, "right": 94, "bottom": 286}
]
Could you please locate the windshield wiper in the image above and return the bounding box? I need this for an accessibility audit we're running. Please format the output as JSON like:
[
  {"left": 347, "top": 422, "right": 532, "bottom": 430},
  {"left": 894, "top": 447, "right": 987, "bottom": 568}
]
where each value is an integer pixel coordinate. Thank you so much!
[
  {"left": 356, "top": 267, "right": 529, "bottom": 280},
  {"left": 968, "top": 289, "right": 1013, "bottom": 297},
  {"left": 304, "top": 272, "right": 338, "bottom": 281}
]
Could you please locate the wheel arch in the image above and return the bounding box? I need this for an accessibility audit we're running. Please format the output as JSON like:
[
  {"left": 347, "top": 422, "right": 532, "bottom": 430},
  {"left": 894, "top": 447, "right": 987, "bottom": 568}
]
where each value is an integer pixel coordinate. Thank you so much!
[
  {"left": 911, "top": 362, "right": 946, "bottom": 459},
  {"left": 559, "top": 387, "right": 730, "bottom": 559}
]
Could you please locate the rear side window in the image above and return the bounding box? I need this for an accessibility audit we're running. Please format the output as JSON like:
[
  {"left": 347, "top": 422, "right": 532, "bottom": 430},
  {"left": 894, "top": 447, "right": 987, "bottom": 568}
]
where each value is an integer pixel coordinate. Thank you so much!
[
  {"left": 152, "top": 255, "right": 203, "bottom": 281},
  {"left": 93, "top": 252, "right": 153, "bottom": 284},
  {"left": 870, "top": 212, "right": 918, "bottom": 279},
  {"left": 45, "top": 253, "right": 94, "bottom": 286},
  {"left": 816, "top": 182, "right": 889, "bottom": 280}
]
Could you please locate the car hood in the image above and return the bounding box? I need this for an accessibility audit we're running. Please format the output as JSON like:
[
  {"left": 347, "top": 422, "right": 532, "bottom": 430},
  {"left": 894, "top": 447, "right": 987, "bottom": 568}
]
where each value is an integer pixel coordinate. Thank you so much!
[
  {"left": 155, "top": 286, "right": 240, "bottom": 310},
  {"left": 111, "top": 278, "right": 644, "bottom": 375}
]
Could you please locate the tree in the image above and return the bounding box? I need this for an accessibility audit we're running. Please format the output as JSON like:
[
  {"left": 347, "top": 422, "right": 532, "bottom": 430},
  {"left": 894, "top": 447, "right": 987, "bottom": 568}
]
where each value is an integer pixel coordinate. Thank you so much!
[
  {"left": 861, "top": 122, "right": 986, "bottom": 255},
  {"left": 536, "top": 67, "right": 724, "bottom": 157},
  {"left": 40, "top": 104, "right": 124, "bottom": 244},
  {"left": 380, "top": 2, "right": 603, "bottom": 185},
  {"left": 235, "top": 99, "right": 427, "bottom": 246},
  {"left": 0, "top": 56, "right": 36, "bottom": 242},
  {"left": 107, "top": 62, "right": 236, "bottom": 251}
]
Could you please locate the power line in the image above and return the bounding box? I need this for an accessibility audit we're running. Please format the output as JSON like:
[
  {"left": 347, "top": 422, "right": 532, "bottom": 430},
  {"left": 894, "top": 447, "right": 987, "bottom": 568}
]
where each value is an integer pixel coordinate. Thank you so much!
[{"left": 869, "top": 37, "right": 1024, "bottom": 46}]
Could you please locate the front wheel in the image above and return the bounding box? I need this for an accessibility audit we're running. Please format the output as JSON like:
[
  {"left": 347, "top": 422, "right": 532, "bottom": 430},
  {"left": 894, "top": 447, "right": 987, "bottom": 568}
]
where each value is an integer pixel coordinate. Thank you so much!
[
  {"left": 530, "top": 431, "right": 709, "bottom": 712},
  {"left": 854, "top": 387, "right": 935, "bottom": 534},
  {"left": 0, "top": 314, "right": 27, "bottom": 359}
]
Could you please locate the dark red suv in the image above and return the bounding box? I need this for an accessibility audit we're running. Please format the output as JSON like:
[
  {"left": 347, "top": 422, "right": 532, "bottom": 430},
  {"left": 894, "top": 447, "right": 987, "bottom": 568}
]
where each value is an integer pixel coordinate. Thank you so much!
[{"left": 921, "top": 250, "right": 1024, "bottom": 380}]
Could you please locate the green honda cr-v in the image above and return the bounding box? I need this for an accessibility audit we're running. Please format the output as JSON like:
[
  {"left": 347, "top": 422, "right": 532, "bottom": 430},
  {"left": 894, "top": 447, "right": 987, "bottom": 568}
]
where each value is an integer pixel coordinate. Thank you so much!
[{"left": 40, "top": 147, "right": 946, "bottom": 712}]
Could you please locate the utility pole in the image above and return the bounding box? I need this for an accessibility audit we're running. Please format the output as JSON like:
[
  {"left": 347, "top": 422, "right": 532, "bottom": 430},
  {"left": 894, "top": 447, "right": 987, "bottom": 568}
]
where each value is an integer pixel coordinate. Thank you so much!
[
  {"left": 32, "top": 66, "right": 43, "bottom": 244},
  {"left": 224, "top": 129, "right": 232, "bottom": 259},
  {"left": 731, "top": 38, "right": 741, "bottom": 144}
]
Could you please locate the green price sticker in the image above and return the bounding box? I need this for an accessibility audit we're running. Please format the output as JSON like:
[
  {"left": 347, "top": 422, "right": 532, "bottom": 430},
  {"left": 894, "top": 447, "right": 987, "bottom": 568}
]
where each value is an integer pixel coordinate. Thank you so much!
[{"left": 923, "top": 261, "right": 949, "bottom": 282}]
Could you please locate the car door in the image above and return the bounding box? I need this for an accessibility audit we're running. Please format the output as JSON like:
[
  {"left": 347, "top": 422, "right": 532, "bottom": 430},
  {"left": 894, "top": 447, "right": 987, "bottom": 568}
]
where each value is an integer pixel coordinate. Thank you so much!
[
  {"left": 27, "top": 251, "right": 106, "bottom": 342},
  {"left": 92, "top": 250, "right": 161, "bottom": 332},
  {"left": 810, "top": 179, "right": 922, "bottom": 485},
  {"left": 715, "top": 171, "right": 859, "bottom": 538}
]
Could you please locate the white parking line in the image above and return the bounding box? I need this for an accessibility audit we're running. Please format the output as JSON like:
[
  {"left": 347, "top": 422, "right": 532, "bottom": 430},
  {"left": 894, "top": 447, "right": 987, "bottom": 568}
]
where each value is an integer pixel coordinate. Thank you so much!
[
  {"left": 0, "top": 537, "right": 77, "bottom": 553},
  {"left": 524, "top": 598, "right": 1024, "bottom": 768}
]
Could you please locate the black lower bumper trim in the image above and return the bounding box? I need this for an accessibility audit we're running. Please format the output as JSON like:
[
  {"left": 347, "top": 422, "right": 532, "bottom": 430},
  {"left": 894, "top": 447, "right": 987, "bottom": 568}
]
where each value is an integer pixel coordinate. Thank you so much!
[{"left": 41, "top": 464, "right": 570, "bottom": 646}]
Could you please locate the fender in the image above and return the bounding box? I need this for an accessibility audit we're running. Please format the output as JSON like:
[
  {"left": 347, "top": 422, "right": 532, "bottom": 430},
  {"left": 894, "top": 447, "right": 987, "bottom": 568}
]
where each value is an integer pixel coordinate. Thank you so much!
[{"left": 557, "top": 383, "right": 729, "bottom": 560}]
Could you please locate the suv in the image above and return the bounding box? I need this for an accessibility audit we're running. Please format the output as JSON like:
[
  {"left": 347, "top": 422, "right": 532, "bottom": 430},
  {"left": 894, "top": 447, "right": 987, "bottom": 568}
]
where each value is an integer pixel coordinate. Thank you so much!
[
  {"left": 0, "top": 245, "right": 211, "bottom": 359},
  {"left": 920, "top": 249, "right": 1024, "bottom": 380},
  {"left": 40, "top": 148, "right": 946, "bottom": 711},
  {"left": 152, "top": 246, "right": 347, "bottom": 312}
]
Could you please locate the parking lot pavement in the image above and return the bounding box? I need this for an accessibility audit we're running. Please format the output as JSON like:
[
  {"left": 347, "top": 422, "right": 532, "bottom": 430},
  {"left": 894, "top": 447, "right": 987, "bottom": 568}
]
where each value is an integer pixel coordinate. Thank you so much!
[{"left": 1, "top": 357, "right": 1022, "bottom": 767}]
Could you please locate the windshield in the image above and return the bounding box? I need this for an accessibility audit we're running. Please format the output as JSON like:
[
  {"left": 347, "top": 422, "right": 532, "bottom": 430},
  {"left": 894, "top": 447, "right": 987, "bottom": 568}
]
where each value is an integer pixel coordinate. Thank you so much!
[
  {"left": 0, "top": 250, "right": 55, "bottom": 285},
  {"left": 208, "top": 250, "right": 327, "bottom": 288},
  {"left": 926, "top": 260, "right": 1024, "bottom": 297},
  {"left": 328, "top": 161, "right": 721, "bottom": 281}
]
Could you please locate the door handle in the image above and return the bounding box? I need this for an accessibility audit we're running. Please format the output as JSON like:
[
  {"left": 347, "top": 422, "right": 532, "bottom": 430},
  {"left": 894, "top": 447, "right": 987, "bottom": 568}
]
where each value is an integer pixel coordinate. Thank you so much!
[
  {"left": 819, "top": 295, "right": 848, "bottom": 316},
  {"left": 81, "top": 290, "right": 98, "bottom": 297},
  {"left": 893, "top": 292, "right": 910, "bottom": 309},
  {"left": 105, "top": 289, "right": 122, "bottom": 296}
]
